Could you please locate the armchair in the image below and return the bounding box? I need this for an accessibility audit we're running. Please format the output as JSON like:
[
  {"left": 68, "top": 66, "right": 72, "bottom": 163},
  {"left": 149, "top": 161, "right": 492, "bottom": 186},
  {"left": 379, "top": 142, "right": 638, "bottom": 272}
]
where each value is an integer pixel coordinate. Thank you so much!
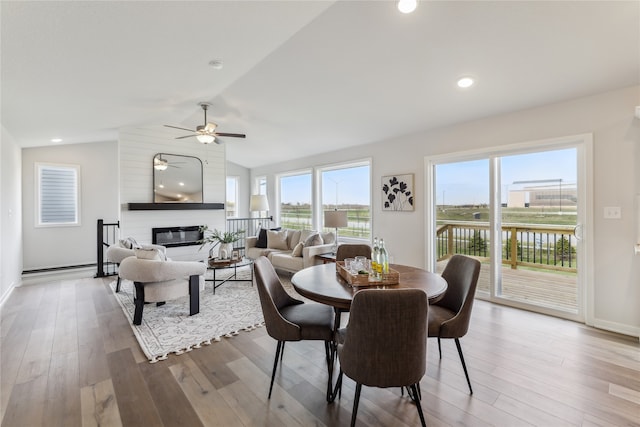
[{"left": 118, "top": 257, "right": 206, "bottom": 325}]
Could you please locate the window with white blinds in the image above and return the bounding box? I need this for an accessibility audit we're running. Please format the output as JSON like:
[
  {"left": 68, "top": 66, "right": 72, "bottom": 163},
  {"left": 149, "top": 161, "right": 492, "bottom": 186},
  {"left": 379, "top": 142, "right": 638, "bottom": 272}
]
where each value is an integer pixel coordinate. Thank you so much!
[{"left": 36, "top": 163, "right": 80, "bottom": 226}]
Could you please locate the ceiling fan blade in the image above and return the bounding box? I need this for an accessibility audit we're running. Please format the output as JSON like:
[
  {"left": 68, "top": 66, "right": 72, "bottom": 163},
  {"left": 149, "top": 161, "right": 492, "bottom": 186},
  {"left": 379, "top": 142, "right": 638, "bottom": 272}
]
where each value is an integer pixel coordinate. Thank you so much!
[
  {"left": 164, "top": 125, "right": 195, "bottom": 132},
  {"left": 175, "top": 134, "right": 196, "bottom": 139},
  {"left": 214, "top": 132, "right": 246, "bottom": 138}
]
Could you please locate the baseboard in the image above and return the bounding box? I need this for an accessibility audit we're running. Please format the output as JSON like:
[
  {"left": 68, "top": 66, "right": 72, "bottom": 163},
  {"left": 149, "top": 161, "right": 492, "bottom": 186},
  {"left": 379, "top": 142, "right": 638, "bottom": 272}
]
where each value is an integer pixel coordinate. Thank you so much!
[
  {"left": 0, "top": 283, "right": 16, "bottom": 308},
  {"left": 21, "top": 266, "right": 96, "bottom": 286},
  {"left": 591, "top": 318, "right": 640, "bottom": 341}
]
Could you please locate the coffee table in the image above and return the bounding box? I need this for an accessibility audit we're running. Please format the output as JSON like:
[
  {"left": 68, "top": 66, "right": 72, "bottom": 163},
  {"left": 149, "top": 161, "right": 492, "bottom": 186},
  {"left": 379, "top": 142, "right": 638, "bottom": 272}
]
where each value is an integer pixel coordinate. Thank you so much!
[{"left": 205, "top": 257, "right": 253, "bottom": 294}]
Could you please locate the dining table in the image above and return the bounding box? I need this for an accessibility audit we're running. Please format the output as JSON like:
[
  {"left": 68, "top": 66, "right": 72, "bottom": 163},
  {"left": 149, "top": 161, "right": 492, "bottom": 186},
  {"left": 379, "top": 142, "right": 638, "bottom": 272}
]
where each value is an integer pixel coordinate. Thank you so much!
[
  {"left": 291, "top": 262, "right": 448, "bottom": 311},
  {"left": 291, "top": 262, "right": 448, "bottom": 402}
]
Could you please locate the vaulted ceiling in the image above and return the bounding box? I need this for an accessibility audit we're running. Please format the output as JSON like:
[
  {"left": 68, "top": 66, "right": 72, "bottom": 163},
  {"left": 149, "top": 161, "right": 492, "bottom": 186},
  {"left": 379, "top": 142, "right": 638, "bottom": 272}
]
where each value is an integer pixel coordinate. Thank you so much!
[{"left": 2, "top": 1, "right": 638, "bottom": 168}]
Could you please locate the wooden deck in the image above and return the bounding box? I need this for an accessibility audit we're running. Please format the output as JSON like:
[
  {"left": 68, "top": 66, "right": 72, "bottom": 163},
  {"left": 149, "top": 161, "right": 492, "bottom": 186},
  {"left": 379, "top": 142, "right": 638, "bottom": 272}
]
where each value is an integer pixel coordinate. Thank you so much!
[{"left": 437, "top": 261, "right": 578, "bottom": 312}]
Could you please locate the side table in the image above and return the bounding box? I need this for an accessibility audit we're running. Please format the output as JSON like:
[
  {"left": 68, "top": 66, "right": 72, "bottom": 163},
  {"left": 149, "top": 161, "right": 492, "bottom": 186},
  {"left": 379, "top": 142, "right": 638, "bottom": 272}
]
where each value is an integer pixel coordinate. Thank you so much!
[{"left": 316, "top": 252, "right": 337, "bottom": 264}]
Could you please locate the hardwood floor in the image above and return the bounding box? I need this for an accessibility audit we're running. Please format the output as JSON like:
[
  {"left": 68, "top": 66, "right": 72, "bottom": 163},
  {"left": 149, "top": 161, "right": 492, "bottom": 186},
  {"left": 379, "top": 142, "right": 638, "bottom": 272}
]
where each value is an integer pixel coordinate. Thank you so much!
[{"left": 1, "top": 276, "right": 639, "bottom": 426}]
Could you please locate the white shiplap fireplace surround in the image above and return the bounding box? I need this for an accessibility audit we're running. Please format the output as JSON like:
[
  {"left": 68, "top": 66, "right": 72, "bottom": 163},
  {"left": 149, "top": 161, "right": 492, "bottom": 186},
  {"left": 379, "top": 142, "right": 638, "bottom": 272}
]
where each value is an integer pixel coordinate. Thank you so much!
[{"left": 119, "top": 126, "right": 227, "bottom": 261}]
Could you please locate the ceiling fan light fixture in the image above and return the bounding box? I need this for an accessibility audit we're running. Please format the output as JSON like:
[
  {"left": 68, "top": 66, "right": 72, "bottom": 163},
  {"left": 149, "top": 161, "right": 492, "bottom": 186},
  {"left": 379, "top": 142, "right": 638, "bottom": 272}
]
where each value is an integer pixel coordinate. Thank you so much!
[
  {"left": 196, "top": 134, "right": 215, "bottom": 144},
  {"left": 154, "top": 157, "right": 168, "bottom": 170}
]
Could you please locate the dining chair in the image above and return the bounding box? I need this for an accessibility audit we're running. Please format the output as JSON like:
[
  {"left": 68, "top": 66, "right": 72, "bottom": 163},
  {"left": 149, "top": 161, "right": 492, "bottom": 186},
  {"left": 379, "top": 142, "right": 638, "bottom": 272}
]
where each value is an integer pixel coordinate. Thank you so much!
[
  {"left": 253, "top": 256, "right": 335, "bottom": 399},
  {"left": 335, "top": 244, "right": 372, "bottom": 262},
  {"left": 334, "top": 288, "right": 428, "bottom": 427},
  {"left": 429, "top": 254, "right": 481, "bottom": 394}
]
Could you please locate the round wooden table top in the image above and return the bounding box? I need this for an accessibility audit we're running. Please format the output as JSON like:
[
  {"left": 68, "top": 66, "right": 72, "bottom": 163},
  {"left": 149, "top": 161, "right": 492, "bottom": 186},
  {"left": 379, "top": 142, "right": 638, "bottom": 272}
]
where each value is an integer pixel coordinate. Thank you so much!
[{"left": 291, "top": 263, "right": 448, "bottom": 311}]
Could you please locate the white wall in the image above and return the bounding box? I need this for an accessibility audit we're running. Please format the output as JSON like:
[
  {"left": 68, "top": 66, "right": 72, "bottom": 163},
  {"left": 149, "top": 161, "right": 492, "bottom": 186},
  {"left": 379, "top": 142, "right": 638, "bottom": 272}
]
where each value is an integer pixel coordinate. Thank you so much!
[
  {"left": 21, "top": 141, "right": 119, "bottom": 271},
  {"left": 227, "top": 160, "right": 251, "bottom": 218},
  {"left": 119, "top": 126, "right": 227, "bottom": 261},
  {"left": 1, "top": 127, "right": 22, "bottom": 301},
  {"left": 251, "top": 85, "right": 640, "bottom": 337}
]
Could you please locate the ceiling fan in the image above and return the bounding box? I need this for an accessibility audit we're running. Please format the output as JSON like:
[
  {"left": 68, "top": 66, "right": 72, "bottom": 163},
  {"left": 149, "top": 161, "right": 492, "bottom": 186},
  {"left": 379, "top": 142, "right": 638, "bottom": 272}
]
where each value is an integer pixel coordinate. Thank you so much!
[
  {"left": 153, "top": 154, "right": 186, "bottom": 170},
  {"left": 164, "top": 102, "right": 246, "bottom": 144}
]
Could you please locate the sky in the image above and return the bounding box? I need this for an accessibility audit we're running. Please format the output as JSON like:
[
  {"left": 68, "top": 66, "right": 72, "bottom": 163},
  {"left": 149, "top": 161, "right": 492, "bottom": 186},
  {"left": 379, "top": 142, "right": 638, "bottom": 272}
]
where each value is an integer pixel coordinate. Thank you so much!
[
  {"left": 280, "top": 165, "right": 370, "bottom": 205},
  {"left": 436, "top": 148, "right": 577, "bottom": 205},
  {"left": 277, "top": 148, "right": 577, "bottom": 207}
]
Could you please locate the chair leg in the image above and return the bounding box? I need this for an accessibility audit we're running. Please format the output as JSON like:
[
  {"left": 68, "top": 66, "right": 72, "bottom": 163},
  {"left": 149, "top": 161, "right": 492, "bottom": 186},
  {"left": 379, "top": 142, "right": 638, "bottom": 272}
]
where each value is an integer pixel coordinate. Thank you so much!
[
  {"left": 455, "top": 338, "right": 473, "bottom": 395},
  {"left": 350, "top": 383, "right": 362, "bottom": 427},
  {"left": 115, "top": 275, "right": 122, "bottom": 292},
  {"left": 133, "top": 282, "right": 145, "bottom": 326},
  {"left": 268, "top": 341, "right": 284, "bottom": 399},
  {"left": 410, "top": 383, "right": 427, "bottom": 427},
  {"left": 330, "top": 369, "right": 343, "bottom": 403},
  {"left": 437, "top": 337, "right": 442, "bottom": 359},
  {"left": 188, "top": 274, "right": 199, "bottom": 316}
]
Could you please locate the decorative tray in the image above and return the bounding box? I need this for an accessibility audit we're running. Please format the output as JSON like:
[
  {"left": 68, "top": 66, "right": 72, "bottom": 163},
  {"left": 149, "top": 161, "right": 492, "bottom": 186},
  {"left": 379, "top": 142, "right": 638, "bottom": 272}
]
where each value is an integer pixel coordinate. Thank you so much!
[
  {"left": 336, "top": 261, "right": 399, "bottom": 286},
  {"left": 207, "top": 258, "right": 240, "bottom": 267}
]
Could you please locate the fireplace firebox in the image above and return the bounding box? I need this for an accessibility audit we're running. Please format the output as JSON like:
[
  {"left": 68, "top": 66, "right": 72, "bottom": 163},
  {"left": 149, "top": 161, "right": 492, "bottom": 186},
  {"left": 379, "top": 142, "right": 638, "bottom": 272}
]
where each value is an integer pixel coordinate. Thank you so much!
[{"left": 152, "top": 226, "right": 203, "bottom": 248}]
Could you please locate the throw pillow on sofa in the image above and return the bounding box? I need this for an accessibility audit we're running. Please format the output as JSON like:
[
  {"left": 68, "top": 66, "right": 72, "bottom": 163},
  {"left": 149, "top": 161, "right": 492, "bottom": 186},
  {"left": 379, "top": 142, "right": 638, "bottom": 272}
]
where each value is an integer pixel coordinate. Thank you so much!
[
  {"left": 256, "top": 227, "right": 281, "bottom": 248},
  {"left": 267, "top": 229, "right": 289, "bottom": 250},
  {"left": 291, "top": 242, "right": 304, "bottom": 257},
  {"left": 304, "top": 233, "right": 323, "bottom": 247}
]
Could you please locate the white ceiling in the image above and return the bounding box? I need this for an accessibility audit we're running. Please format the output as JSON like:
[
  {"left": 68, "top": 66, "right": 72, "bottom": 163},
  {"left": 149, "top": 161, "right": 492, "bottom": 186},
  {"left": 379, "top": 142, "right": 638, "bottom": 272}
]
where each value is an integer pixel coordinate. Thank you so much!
[{"left": 2, "top": 1, "right": 638, "bottom": 169}]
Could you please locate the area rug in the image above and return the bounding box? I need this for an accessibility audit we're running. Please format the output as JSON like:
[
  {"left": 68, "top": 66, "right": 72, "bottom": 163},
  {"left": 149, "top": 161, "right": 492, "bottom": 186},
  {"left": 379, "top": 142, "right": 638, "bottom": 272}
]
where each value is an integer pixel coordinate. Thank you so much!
[{"left": 109, "top": 266, "right": 291, "bottom": 363}]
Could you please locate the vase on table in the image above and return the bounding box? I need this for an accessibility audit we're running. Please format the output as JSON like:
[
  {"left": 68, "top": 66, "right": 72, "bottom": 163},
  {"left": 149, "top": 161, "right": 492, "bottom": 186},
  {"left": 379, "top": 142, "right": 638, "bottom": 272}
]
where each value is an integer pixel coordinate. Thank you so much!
[{"left": 219, "top": 242, "right": 234, "bottom": 259}]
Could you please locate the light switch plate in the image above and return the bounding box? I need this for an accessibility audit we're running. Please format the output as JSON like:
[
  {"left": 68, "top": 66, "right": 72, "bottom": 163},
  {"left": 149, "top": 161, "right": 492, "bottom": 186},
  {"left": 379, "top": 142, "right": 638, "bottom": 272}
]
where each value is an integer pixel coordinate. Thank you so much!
[{"left": 604, "top": 206, "right": 621, "bottom": 219}]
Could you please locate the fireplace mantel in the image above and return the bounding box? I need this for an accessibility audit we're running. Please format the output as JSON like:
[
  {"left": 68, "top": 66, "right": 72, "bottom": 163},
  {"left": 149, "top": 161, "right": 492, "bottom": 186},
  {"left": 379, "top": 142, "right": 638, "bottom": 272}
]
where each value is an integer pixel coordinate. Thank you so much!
[{"left": 128, "top": 203, "right": 224, "bottom": 211}]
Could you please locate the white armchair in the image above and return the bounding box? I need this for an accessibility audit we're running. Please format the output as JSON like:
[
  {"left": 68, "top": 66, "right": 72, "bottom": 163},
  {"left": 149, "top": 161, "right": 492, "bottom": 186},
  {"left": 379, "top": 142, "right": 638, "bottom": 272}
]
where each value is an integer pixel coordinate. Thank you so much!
[
  {"left": 118, "top": 257, "right": 206, "bottom": 325},
  {"left": 106, "top": 241, "right": 166, "bottom": 292}
]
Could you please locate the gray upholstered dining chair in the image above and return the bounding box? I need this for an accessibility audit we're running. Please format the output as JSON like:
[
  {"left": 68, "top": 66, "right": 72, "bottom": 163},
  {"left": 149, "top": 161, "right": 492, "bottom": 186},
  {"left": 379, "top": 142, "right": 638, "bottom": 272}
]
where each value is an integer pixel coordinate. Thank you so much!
[
  {"left": 253, "top": 256, "right": 335, "bottom": 399},
  {"left": 335, "top": 244, "right": 372, "bottom": 262},
  {"left": 428, "top": 254, "right": 481, "bottom": 394},
  {"left": 334, "top": 288, "right": 429, "bottom": 427}
]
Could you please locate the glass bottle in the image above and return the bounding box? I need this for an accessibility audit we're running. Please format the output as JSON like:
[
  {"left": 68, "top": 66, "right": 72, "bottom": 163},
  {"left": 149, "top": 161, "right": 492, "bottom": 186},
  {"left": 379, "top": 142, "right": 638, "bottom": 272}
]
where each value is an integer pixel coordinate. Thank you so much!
[
  {"left": 371, "top": 237, "right": 379, "bottom": 278},
  {"left": 379, "top": 238, "right": 389, "bottom": 274}
]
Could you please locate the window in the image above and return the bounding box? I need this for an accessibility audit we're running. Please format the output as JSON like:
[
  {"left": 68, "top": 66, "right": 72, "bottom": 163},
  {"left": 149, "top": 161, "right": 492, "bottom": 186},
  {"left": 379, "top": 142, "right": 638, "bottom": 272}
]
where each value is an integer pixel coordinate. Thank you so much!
[
  {"left": 36, "top": 163, "right": 80, "bottom": 226},
  {"left": 320, "top": 162, "right": 371, "bottom": 240},
  {"left": 257, "top": 176, "right": 267, "bottom": 196},
  {"left": 226, "top": 176, "right": 238, "bottom": 217},
  {"left": 279, "top": 172, "right": 312, "bottom": 229}
]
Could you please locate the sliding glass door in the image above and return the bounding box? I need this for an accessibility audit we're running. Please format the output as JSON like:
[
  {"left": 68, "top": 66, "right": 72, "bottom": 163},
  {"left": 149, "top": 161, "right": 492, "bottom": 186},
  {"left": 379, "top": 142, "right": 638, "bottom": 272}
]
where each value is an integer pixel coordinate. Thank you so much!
[{"left": 427, "top": 136, "right": 591, "bottom": 321}]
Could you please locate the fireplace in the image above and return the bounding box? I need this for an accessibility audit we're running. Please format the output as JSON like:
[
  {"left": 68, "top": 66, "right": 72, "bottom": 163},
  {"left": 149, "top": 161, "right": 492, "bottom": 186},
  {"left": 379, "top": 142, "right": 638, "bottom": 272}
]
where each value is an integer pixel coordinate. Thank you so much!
[{"left": 152, "top": 226, "right": 203, "bottom": 248}]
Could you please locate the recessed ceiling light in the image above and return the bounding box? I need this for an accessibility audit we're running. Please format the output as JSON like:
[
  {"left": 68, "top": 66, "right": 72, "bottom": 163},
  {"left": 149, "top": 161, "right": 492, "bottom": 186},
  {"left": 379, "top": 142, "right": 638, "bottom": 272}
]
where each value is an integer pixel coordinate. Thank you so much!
[
  {"left": 208, "top": 58, "right": 223, "bottom": 70},
  {"left": 398, "top": 0, "right": 417, "bottom": 14},
  {"left": 51, "top": 138, "right": 63, "bottom": 143},
  {"left": 457, "top": 77, "right": 475, "bottom": 88}
]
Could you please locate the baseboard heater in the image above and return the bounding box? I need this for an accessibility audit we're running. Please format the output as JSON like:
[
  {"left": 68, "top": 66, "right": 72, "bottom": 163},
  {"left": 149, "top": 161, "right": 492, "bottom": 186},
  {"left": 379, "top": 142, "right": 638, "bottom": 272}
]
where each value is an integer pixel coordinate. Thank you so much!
[{"left": 23, "top": 263, "right": 96, "bottom": 274}]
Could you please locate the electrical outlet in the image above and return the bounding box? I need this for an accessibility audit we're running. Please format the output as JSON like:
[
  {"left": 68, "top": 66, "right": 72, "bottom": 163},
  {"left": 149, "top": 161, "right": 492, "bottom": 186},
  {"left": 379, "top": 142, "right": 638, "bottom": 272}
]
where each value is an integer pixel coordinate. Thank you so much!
[{"left": 603, "top": 206, "right": 621, "bottom": 219}]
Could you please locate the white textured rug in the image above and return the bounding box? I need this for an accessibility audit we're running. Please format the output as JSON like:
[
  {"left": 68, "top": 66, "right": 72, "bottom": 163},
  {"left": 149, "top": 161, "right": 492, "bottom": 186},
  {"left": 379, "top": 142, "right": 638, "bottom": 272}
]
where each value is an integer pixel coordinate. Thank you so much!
[{"left": 109, "top": 266, "right": 279, "bottom": 363}]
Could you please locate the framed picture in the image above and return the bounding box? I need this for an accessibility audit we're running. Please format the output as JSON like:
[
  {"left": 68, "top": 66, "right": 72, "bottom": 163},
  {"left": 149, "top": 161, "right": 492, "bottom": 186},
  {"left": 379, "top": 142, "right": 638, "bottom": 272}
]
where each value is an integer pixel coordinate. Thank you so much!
[
  {"left": 232, "top": 250, "right": 240, "bottom": 260},
  {"left": 382, "top": 174, "right": 414, "bottom": 211}
]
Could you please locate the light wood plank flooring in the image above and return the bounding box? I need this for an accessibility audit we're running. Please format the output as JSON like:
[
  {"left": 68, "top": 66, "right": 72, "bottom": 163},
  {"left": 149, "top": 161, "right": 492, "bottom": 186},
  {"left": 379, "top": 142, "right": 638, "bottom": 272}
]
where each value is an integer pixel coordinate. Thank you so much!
[{"left": 1, "top": 276, "right": 639, "bottom": 426}]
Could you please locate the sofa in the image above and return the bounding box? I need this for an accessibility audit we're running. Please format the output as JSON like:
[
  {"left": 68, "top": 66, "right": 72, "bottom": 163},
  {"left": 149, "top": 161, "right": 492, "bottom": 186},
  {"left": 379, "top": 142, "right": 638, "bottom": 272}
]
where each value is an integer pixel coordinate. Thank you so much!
[{"left": 245, "top": 228, "right": 335, "bottom": 273}]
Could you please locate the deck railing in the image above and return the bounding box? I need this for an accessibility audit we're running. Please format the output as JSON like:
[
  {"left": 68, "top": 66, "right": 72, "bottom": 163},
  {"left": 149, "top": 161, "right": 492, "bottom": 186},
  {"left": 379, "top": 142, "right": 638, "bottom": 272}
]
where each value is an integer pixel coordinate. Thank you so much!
[{"left": 436, "top": 221, "right": 577, "bottom": 273}]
